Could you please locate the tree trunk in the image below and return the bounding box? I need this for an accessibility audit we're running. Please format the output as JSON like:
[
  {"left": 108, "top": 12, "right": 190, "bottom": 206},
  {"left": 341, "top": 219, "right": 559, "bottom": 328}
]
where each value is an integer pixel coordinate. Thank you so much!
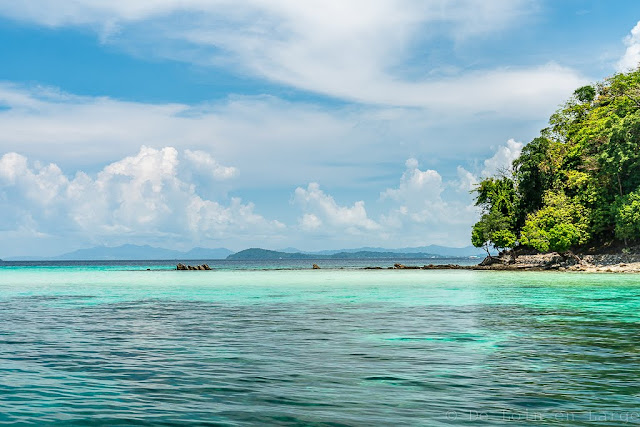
[
  {"left": 617, "top": 172, "right": 623, "bottom": 197},
  {"left": 509, "top": 247, "right": 518, "bottom": 264}
]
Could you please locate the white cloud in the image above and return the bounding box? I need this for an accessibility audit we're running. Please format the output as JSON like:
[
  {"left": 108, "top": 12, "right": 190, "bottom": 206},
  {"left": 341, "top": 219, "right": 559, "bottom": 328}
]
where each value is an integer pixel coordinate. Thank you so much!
[
  {"left": 299, "top": 213, "right": 322, "bottom": 231},
  {"left": 0, "top": 83, "right": 542, "bottom": 194},
  {"left": 617, "top": 21, "right": 640, "bottom": 72},
  {"left": 380, "top": 158, "right": 474, "bottom": 226},
  {"left": 0, "top": 137, "right": 527, "bottom": 253},
  {"left": 381, "top": 158, "right": 444, "bottom": 209},
  {"left": 291, "top": 157, "right": 482, "bottom": 247},
  {"left": 293, "top": 183, "right": 380, "bottom": 234},
  {"left": 0, "top": 84, "right": 370, "bottom": 187},
  {"left": 0, "top": 146, "right": 283, "bottom": 247},
  {"left": 481, "top": 138, "right": 523, "bottom": 177},
  {"left": 0, "top": 1, "right": 584, "bottom": 115},
  {"left": 184, "top": 149, "right": 237, "bottom": 180},
  {"left": 456, "top": 166, "right": 477, "bottom": 192}
]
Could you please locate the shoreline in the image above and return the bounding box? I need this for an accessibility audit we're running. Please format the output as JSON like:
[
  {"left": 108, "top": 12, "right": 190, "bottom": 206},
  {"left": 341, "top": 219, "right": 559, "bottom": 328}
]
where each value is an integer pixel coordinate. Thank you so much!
[{"left": 378, "top": 253, "right": 640, "bottom": 273}]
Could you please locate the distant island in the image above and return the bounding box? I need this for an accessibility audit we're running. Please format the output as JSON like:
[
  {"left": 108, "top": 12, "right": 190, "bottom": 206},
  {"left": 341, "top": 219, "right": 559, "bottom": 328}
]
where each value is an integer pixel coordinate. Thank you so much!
[
  {"left": 226, "top": 248, "right": 467, "bottom": 260},
  {"left": 3, "top": 244, "right": 484, "bottom": 261}
]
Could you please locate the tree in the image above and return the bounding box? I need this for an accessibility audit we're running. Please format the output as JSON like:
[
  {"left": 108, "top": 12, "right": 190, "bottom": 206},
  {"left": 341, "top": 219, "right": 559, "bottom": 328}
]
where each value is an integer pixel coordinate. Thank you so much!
[
  {"left": 520, "top": 192, "right": 590, "bottom": 253},
  {"left": 512, "top": 137, "right": 553, "bottom": 228},
  {"left": 471, "top": 68, "right": 640, "bottom": 252},
  {"left": 472, "top": 177, "right": 517, "bottom": 257},
  {"left": 599, "top": 113, "right": 640, "bottom": 196},
  {"left": 471, "top": 211, "right": 516, "bottom": 256},
  {"left": 574, "top": 85, "right": 596, "bottom": 103},
  {"left": 474, "top": 176, "right": 517, "bottom": 219},
  {"left": 614, "top": 189, "right": 640, "bottom": 241}
]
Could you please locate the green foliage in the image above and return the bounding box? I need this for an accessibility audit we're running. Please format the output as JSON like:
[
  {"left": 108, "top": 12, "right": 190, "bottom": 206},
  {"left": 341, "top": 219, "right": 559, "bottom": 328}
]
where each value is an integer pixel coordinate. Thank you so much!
[
  {"left": 574, "top": 85, "right": 596, "bottom": 103},
  {"left": 491, "top": 229, "right": 517, "bottom": 251},
  {"left": 614, "top": 189, "right": 640, "bottom": 240},
  {"left": 472, "top": 177, "right": 517, "bottom": 253},
  {"left": 471, "top": 211, "right": 515, "bottom": 254},
  {"left": 474, "top": 176, "right": 517, "bottom": 220},
  {"left": 512, "top": 137, "right": 552, "bottom": 227},
  {"left": 520, "top": 192, "right": 590, "bottom": 253},
  {"left": 471, "top": 67, "right": 640, "bottom": 252}
]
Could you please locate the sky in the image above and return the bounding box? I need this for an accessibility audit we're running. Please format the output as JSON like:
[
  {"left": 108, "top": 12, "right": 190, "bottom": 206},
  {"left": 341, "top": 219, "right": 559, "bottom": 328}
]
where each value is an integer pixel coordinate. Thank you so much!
[{"left": 1, "top": 0, "right": 640, "bottom": 257}]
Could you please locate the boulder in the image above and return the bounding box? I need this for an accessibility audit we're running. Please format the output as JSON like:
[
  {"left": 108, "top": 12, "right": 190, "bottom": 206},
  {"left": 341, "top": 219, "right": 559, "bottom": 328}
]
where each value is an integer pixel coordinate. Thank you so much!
[
  {"left": 176, "top": 263, "right": 187, "bottom": 270},
  {"left": 312, "top": 264, "right": 320, "bottom": 269}
]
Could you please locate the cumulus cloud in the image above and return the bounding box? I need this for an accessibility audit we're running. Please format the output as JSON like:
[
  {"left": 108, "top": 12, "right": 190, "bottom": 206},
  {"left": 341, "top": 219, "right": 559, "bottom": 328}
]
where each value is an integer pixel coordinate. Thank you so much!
[
  {"left": 481, "top": 138, "right": 523, "bottom": 177},
  {"left": 0, "top": 146, "right": 283, "bottom": 245},
  {"left": 0, "top": 83, "right": 541, "bottom": 195},
  {"left": 292, "top": 157, "right": 479, "bottom": 247},
  {"left": 380, "top": 158, "right": 475, "bottom": 227},
  {"left": 617, "top": 21, "right": 640, "bottom": 72},
  {"left": 381, "top": 158, "right": 444, "bottom": 210},
  {"left": 456, "top": 166, "right": 477, "bottom": 192},
  {"left": 289, "top": 137, "right": 528, "bottom": 247},
  {"left": 184, "top": 149, "right": 237, "bottom": 180},
  {"left": 0, "top": 84, "right": 373, "bottom": 187},
  {"left": 293, "top": 183, "right": 380, "bottom": 234},
  {"left": 0, "top": 1, "right": 583, "bottom": 115}
]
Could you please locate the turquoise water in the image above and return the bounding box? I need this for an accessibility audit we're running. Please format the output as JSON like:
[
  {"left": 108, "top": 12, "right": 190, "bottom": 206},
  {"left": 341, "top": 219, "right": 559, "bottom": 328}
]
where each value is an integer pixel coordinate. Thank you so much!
[{"left": 1, "top": 264, "right": 639, "bottom": 425}]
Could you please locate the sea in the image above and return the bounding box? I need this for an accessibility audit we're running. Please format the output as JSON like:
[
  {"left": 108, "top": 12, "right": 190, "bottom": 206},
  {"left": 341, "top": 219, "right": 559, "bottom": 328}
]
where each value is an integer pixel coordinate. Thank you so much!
[{"left": 0, "top": 258, "right": 639, "bottom": 426}]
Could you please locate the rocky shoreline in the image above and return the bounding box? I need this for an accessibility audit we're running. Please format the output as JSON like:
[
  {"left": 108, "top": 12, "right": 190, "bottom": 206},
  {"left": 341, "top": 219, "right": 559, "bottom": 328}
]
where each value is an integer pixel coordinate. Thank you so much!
[
  {"left": 373, "top": 253, "right": 640, "bottom": 273},
  {"left": 172, "top": 253, "right": 640, "bottom": 273}
]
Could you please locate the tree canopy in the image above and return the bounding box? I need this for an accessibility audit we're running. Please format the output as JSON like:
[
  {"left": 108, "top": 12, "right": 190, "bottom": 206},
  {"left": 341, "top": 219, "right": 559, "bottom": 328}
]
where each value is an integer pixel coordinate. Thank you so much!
[{"left": 472, "top": 68, "right": 640, "bottom": 254}]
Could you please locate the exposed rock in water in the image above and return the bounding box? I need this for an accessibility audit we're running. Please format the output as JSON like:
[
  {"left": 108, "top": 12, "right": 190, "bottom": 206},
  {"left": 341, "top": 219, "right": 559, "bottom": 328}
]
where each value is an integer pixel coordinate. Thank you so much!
[
  {"left": 393, "top": 263, "right": 421, "bottom": 269},
  {"left": 312, "top": 264, "right": 320, "bottom": 269},
  {"left": 177, "top": 263, "right": 212, "bottom": 271}
]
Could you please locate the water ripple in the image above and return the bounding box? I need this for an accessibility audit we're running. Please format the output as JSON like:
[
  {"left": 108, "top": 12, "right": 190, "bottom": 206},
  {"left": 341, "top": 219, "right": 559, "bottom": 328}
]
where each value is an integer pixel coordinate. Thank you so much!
[{"left": 0, "top": 273, "right": 639, "bottom": 425}]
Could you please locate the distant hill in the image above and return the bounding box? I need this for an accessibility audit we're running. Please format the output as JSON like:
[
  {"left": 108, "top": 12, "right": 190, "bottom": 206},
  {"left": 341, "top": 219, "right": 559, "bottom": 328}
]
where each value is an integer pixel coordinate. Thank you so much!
[
  {"left": 227, "top": 248, "right": 469, "bottom": 260},
  {"left": 5, "top": 244, "right": 233, "bottom": 261},
  {"left": 309, "top": 245, "right": 485, "bottom": 257},
  {"left": 227, "top": 248, "right": 315, "bottom": 260},
  {"left": 4, "top": 243, "right": 483, "bottom": 261}
]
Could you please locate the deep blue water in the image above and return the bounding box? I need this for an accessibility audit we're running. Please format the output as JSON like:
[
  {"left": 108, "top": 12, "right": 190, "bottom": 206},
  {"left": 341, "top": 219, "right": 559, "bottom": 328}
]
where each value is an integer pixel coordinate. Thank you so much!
[{"left": 0, "top": 263, "right": 639, "bottom": 425}]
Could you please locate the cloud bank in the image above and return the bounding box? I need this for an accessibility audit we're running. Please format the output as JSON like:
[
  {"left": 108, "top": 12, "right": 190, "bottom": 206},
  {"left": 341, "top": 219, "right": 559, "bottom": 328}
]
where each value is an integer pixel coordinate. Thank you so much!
[
  {"left": 0, "top": 146, "right": 283, "bottom": 251},
  {"left": 0, "top": 139, "right": 520, "bottom": 254},
  {"left": 0, "top": 1, "right": 584, "bottom": 115}
]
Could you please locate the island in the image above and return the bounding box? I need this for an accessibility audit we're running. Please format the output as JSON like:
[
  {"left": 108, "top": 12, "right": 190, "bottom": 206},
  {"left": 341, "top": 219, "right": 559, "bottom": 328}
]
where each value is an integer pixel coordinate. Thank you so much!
[{"left": 463, "top": 67, "right": 640, "bottom": 272}]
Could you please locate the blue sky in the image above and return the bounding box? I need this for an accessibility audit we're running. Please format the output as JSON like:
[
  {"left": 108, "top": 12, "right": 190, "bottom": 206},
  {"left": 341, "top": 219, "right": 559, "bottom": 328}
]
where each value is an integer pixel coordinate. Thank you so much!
[{"left": 1, "top": 0, "right": 640, "bottom": 256}]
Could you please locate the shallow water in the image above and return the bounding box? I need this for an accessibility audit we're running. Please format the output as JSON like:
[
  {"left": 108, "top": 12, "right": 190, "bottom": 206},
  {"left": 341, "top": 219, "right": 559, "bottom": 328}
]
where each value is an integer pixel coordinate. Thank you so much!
[{"left": 0, "top": 265, "right": 639, "bottom": 425}]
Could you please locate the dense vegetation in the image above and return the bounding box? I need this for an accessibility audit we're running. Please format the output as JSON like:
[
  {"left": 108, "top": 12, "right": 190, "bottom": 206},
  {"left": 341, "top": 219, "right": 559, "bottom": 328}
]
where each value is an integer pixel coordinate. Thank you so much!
[{"left": 472, "top": 68, "right": 640, "bottom": 255}]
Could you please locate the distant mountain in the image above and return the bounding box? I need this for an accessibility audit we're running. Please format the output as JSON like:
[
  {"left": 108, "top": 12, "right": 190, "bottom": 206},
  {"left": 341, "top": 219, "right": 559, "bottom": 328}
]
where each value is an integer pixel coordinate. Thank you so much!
[
  {"left": 5, "top": 244, "right": 233, "bottom": 261},
  {"left": 308, "top": 245, "right": 485, "bottom": 257},
  {"left": 227, "top": 248, "right": 467, "bottom": 261},
  {"left": 227, "top": 248, "right": 314, "bottom": 260},
  {"left": 4, "top": 243, "right": 482, "bottom": 261}
]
